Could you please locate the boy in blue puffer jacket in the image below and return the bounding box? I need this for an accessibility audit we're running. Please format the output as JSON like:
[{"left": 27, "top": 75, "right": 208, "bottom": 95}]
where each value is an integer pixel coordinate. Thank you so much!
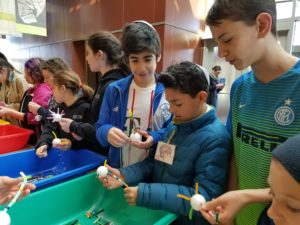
[{"left": 99, "top": 61, "right": 231, "bottom": 225}]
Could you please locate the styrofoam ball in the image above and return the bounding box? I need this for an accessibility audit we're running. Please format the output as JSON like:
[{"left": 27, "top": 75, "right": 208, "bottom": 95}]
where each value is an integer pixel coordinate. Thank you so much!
[
  {"left": 0, "top": 211, "right": 11, "bottom": 225},
  {"left": 97, "top": 166, "right": 108, "bottom": 178},
  {"left": 190, "top": 194, "right": 206, "bottom": 210},
  {"left": 130, "top": 132, "right": 142, "bottom": 142},
  {"left": 53, "top": 114, "right": 62, "bottom": 122},
  {"left": 35, "top": 115, "right": 42, "bottom": 121},
  {"left": 52, "top": 138, "right": 61, "bottom": 145}
]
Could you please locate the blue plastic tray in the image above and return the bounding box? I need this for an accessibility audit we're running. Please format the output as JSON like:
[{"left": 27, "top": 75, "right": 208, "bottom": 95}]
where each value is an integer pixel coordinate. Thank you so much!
[{"left": 0, "top": 148, "right": 105, "bottom": 190}]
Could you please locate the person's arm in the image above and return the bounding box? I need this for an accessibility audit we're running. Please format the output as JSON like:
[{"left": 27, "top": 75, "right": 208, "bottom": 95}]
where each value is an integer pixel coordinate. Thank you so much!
[
  {"left": 201, "top": 188, "right": 272, "bottom": 225},
  {"left": 120, "top": 156, "right": 155, "bottom": 185},
  {"left": 0, "top": 106, "right": 25, "bottom": 120},
  {"left": 27, "top": 84, "right": 52, "bottom": 124},
  {"left": 95, "top": 85, "right": 118, "bottom": 147},
  {"left": 0, "top": 176, "right": 35, "bottom": 205}
]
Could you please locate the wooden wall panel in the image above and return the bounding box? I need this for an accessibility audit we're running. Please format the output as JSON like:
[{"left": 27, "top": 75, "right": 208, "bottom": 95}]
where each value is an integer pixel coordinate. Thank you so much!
[
  {"left": 46, "top": 0, "right": 66, "bottom": 43},
  {"left": 124, "top": 0, "right": 155, "bottom": 23},
  {"left": 154, "top": 0, "right": 166, "bottom": 22},
  {"left": 161, "top": 24, "right": 201, "bottom": 70},
  {"left": 65, "top": 0, "right": 83, "bottom": 40},
  {"left": 4, "top": 0, "right": 205, "bottom": 81},
  {"left": 97, "top": 0, "right": 124, "bottom": 31}
]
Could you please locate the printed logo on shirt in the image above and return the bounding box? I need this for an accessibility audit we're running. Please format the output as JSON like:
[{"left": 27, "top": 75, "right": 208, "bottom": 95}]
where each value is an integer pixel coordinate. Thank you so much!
[
  {"left": 160, "top": 102, "right": 171, "bottom": 119},
  {"left": 113, "top": 106, "right": 119, "bottom": 112},
  {"left": 274, "top": 99, "right": 294, "bottom": 126},
  {"left": 95, "top": 94, "right": 100, "bottom": 100},
  {"left": 236, "top": 122, "right": 287, "bottom": 152},
  {"left": 72, "top": 115, "right": 83, "bottom": 120}
]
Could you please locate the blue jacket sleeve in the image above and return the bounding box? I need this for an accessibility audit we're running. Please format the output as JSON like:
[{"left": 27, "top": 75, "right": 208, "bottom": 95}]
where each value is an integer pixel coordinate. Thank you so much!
[
  {"left": 120, "top": 157, "right": 154, "bottom": 185},
  {"left": 95, "top": 85, "right": 114, "bottom": 147},
  {"left": 149, "top": 116, "right": 172, "bottom": 144}
]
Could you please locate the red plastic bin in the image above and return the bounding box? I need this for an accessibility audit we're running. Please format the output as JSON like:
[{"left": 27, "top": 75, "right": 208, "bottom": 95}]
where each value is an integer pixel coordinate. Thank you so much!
[{"left": 0, "top": 125, "right": 33, "bottom": 154}]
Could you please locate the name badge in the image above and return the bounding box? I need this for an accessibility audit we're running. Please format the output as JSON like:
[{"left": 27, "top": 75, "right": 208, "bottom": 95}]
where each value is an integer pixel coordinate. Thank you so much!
[{"left": 155, "top": 141, "right": 175, "bottom": 165}]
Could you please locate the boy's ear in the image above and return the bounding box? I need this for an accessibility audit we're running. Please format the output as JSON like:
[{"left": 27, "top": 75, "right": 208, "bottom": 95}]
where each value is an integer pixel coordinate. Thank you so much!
[
  {"left": 97, "top": 50, "right": 103, "bottom": 58},
  {"left": 156, "top": 54, "right": 161, "bottom": 63},
  {"left": 256, "top": 12, "right": 272, "bottom": 38},
  {"left": 197, "top": 91, "right": 208, "bottom": 103}
]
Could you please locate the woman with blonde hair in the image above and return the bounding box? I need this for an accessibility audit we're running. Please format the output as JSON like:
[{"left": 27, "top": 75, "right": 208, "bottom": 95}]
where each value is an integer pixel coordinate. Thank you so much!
[{"left": 0, "top": 58, "right": 28, "bottom": 124}]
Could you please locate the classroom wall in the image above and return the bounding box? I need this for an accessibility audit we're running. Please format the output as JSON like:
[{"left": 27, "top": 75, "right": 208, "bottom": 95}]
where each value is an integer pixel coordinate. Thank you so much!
[{"left": 1, "top": 0, "right": 205, "bottom": 84}]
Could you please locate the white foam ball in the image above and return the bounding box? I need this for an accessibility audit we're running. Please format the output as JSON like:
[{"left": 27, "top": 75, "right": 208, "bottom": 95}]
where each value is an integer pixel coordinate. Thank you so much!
[
  {"left": 52, "top": 138, "right": 61, "bottom": 145},
  {"left": 53, "top": 114, "right": 62, "bottom": 122},
  {"left": 130, "top": 132, "right": 142, "bottom": 142},
  {"left": 35, "top": 115, "right": 42, "bottom": 121},
  {"left": 97, "top": 166, "right": 108, "bottom": 178},
  {"left": 190, "top": 194, "right": 206, "bottom": 211},
  {"left": 0, "top": 211, "right": 11, "bottom": 225}
]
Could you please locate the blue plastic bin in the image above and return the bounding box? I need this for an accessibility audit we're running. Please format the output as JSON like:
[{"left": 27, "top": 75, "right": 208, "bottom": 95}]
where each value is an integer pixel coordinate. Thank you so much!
[{"left": 0, "top": 148, "right": 105, "bottom": 190}]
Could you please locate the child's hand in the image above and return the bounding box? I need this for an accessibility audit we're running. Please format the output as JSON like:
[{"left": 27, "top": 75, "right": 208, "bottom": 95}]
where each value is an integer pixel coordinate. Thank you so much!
[
  {"left": 200, "top": 191, "right": 245, "bottom": 225},
  {"left": 124, "top": 186, "right": 138, "bottom": 206},
  {"left": 0, "top": 176, "right": 36, "bottom": 205},
  {"left": 0, "top": 106, "right": 13, "bottom": 117},
  {"left": 130, "top": 129, "right": 153, "bottom": 149},
  {"left": 59, "top": 118, "right": 73, "bottom": 133},
  {"left": 28, "top": 101, "right": 41, "bottom": 115},
  {"left": 108, "top": 127, "right": 130, "bottom": 147},
  {"left": 98, "top": 165, "right": 124, "bottom": 189},
  {"left": 53, "top": 138, "right": 71, "bottom": 150},
  {"left": 0, "top": 101, "right": 7, "bottom": 107},
  {"left": 71, "top": 132, "right": 83, "bottom": 141},
  {"left": 36, "top": 145, "right": 48, "bottom": 158}
]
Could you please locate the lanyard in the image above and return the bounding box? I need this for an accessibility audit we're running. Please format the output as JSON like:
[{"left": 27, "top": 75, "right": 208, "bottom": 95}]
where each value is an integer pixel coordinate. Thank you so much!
[
  {"left": 167, "top": 129, "right": 176, "bottom": 144},
  {"left": 130, "top": 88, "right": 154, "bottom": 130}
]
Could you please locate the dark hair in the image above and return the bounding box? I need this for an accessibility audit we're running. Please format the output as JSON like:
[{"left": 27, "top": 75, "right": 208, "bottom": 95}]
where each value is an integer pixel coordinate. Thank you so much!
[
  {"left": 53, "top": 70, "right": 94, "bottom": 101},
  {"left": 121, "top": 21, "right": 161, "bottom": 58},
  {"left": 41, "top": 58, "right": 70, "bottom": 74},
  {"left": 206, "top": 0, "right": 277, "bottom": 36},
  {"left": 0, "top": 52, "right": 8, "bottom": 61},
  {"left": 87, "top": 31, "right": 129, "bottom": 73},
  {"left": 25, "top": 58, "right": 45, "bottom": 84},
  {"left": 158, "top": 61, "right": 209, "bottom": 97},
  {"left": 0, "top": 58, "right": 15, "bottom": 71},
  {"left": 212, "top": 65, "right": 221, "bottom": 71}
]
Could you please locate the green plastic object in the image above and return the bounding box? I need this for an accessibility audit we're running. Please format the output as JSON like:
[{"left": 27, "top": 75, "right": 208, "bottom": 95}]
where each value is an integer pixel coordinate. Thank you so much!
[{"left": 1, "top": 173, "right": 177, "bottom": 225}]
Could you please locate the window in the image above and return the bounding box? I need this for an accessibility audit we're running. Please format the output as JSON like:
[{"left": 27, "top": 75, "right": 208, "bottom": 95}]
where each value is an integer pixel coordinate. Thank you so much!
[
  {"left": 293, "top": 20, "right": 300, "bottom": 46},
  {"left": 276, "top": 0, "right": 294, "bottom": 19},
  {"left": 296, "top": 0, "right": 300, "bottom": 17}
]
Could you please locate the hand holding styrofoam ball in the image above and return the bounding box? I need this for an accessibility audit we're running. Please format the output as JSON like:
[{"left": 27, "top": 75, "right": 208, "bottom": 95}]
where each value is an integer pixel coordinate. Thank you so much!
[
  {"left": 190, "top": 194, "right": 206, "bottom": 210},
  {"left": 52, "top": 138, "right": 61, "bottom": 145},
  {"left": 130, "top": 132, "right": 142, "bottom": 142},
  {"left": 0, "top": 211, "right": 11, "bottom": 225},
  {"left": 34, "top": 115, "right": 42, "bottom": 122},
  {"left": 97, "top": 166, "right": 108, "bottom": 178}
]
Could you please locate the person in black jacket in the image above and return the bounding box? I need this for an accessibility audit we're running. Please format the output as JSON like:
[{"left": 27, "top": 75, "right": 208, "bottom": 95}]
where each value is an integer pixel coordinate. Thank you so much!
[
  {"left": 207, "top": 65, "right": 224, "bottom": 108},
  {"left": 35, "top": 70, "right": 94, "bottom": 158},
  {"left": 59, "top": 31, "right": 129, "bottom": 156}
]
